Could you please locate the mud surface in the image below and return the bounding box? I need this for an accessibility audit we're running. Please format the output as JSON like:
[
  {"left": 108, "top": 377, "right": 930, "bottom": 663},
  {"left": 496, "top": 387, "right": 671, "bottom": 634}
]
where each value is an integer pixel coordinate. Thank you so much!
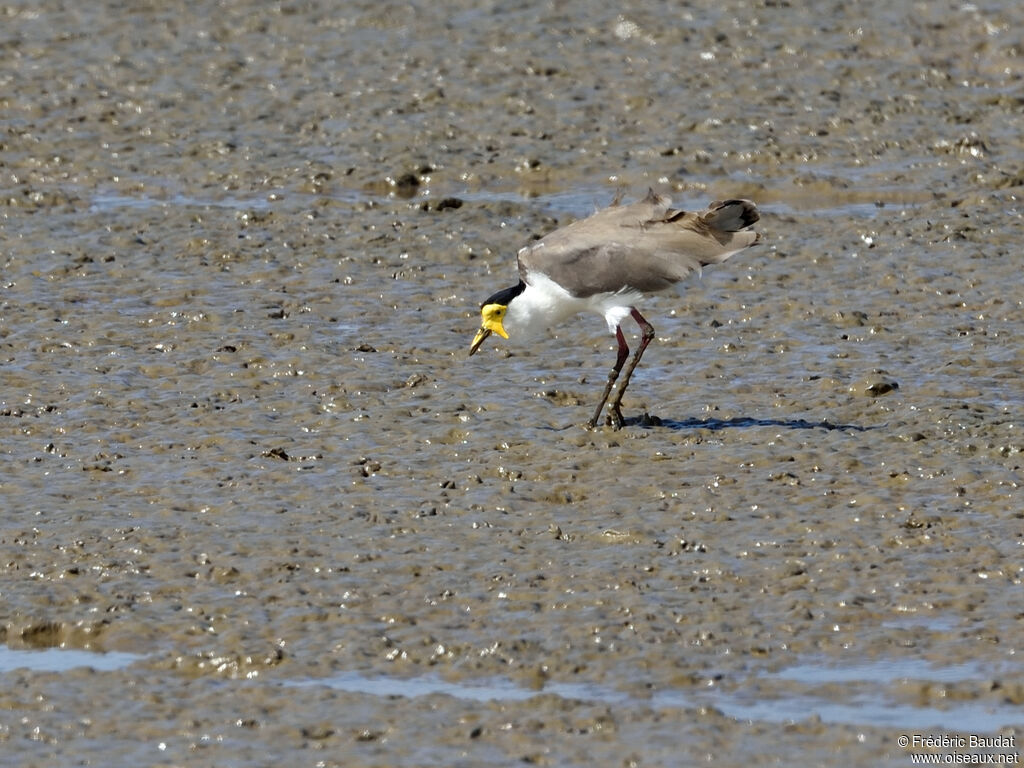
[{"left": 2, "top": 1, "right": 1022, "bottom": 766}]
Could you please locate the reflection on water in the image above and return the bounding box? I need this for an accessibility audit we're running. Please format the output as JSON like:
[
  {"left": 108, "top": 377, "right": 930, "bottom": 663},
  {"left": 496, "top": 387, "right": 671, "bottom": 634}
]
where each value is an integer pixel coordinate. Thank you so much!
[
  {"left": 88, "top": 184, "right": 909, "bottom": 224},
  {"left": 290, "top": 654, "right": 1024, "bottom": 733},
  {"left": 0, "top": 645, "right": 145, "bottom": 674},
  {"left": 89, "top": 186, "right": 368, "bottom": 213},
  {"left": 775, "top": 657, "right": 1002, "bottom": 685},
  {"left": 3, "top": 645, "right": 1017, "bottom": 732},
  {"left": 709, "top": 688, "right": 1022, "bottom": 733},
  {"left": 881, "top": 614, "right": 962, "bottom": 633},
  {"left": 292, "top": 670, "right": 625, "bottom": 705},
  {"left": 90, "top": 192, "right": 274, "bottom": 213}
]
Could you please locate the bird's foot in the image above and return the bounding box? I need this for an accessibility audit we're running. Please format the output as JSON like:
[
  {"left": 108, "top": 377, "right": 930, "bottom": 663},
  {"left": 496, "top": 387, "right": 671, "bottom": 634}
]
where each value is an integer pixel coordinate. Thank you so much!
[
  {"left": 585, "top": 406, "right": 645, "bottom": 431},
  {"left": 583, "top": 411, "right": 661, "bottom": 430},
  {"left": 582, "top": 409, "right": 623, "bottom": 430},
  {"left": 607, "top": 405, "right": 625, "bottom": 430}
]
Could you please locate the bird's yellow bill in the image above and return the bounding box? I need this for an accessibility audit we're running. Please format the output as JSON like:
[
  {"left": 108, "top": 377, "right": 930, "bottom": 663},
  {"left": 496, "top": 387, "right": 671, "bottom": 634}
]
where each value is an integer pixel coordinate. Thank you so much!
[
  {"left": 469, "top": 327, "right": 491, "bottom": 356},
  {"left": 468, "top": 313, "right": 509, "bottom": 356}
]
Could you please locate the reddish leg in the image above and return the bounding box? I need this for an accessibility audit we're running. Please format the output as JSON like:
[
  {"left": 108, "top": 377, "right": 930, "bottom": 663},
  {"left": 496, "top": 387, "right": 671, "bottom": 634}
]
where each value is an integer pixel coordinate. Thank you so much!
[
  {"left": 606, "top": 309, "right": 655, "bottom": 429},
  {"left": 586, "top": 325, "right": 630, "bottom": 429}
]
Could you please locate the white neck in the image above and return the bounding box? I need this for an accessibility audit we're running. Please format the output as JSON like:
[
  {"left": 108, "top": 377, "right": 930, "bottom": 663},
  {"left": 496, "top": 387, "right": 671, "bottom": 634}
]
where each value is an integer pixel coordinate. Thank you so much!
[{"left": 503, "top": 275, "right": 585, "bottom": 338}]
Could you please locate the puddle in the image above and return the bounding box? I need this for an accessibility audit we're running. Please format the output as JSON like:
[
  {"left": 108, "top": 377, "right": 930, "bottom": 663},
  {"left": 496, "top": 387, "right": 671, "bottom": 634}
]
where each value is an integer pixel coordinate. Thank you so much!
[
  {"left": 454, "top": 188, "right": 617, "bottom": 217},
  {"left": 766, "top": 200, "right": 891, "bottom": 218},
  {"left": 291, "top": 670, "right": 629, "bottom": 705},
  {"left": 89, "top": 185, "right": 408, "bottom": 214},
  {"left": 0, "top": 645, "right": 145, "bottom": 674},
  {"left": 774, "top": 657, "right": 1004, "bottom": 686},
  {"left": 90, "top": 192, "right": 276, "bottom": 213},
  {"left": 881, "top": 614, "right": 962, "bottom": 633},
  {"left": 290, "top": 656, "right": 1024, "bottom": 733},
  {"left": 712, "top": 690, "right": 1023, "bottom": 733}
]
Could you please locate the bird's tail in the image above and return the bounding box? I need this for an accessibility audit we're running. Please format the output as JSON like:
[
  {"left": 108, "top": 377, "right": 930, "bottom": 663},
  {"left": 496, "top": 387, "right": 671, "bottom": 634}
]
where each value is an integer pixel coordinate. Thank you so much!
[{"left": 702, "top": 199, "right": 760, "bottom": 232}]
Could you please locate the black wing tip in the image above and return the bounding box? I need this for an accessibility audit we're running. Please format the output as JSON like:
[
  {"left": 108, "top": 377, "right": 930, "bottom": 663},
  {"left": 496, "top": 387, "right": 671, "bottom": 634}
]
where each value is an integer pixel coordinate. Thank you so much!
[{"left": 709, "top": 198, "right": 760, "bottom": 229}]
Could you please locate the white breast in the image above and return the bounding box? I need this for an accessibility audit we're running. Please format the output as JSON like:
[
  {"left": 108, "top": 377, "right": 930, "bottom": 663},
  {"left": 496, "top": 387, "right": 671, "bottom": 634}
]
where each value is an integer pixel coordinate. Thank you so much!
[{"left": 505, "top": 273, "right": 645, "bottom": 338}]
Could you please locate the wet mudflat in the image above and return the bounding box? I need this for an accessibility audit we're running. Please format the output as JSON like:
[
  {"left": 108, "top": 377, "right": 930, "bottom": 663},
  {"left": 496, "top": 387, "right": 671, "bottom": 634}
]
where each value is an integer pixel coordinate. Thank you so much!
[{"left": 1, "top": 0, "right": 1022, "bottom": 766}]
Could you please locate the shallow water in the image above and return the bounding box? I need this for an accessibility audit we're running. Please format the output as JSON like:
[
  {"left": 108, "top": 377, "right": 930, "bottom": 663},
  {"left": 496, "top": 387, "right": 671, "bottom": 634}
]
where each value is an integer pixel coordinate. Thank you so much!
[
  {"left": 292, "top": 658, "right": 1024, "bottom": 732},
  {"left": 0, "top": 645, "right": 145, "bottom": 675},
  {"left": 2, "top": 0, "right": 1023, "bottom": 766}
]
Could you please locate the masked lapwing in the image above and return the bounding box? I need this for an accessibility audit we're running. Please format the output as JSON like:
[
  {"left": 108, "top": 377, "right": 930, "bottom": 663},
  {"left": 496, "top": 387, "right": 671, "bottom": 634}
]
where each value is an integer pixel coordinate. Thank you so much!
[{"left": 469, "top": 189, "right": 761, "bottom": 429}]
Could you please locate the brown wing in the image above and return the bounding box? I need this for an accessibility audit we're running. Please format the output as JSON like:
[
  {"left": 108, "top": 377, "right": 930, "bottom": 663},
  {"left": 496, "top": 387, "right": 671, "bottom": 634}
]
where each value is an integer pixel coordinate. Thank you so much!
[{"left": 517, "top": 191, "right": 761, "bottom": 298}]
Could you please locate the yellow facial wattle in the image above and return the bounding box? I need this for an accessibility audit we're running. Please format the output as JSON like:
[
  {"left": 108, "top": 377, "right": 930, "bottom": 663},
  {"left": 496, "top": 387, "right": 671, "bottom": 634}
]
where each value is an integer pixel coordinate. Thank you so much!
[
  {"left": 481, "top": 304, "right": 509, "bottom": 339},
  {"left": 468, "top": 303, "right": 509, "bottom": 355}
]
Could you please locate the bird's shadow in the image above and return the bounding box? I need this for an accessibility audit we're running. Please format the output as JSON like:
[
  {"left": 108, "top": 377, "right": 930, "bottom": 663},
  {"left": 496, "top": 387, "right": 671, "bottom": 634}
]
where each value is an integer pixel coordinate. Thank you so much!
[{"left": 628, "top": 414, "right": 878, "bottom": 433}]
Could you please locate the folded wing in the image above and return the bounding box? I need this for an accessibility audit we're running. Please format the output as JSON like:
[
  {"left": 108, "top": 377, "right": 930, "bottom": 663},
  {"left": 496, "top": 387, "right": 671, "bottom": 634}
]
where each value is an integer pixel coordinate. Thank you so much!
[{"left": 518, "top": 190, "right": 761, "bottom": 299}]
